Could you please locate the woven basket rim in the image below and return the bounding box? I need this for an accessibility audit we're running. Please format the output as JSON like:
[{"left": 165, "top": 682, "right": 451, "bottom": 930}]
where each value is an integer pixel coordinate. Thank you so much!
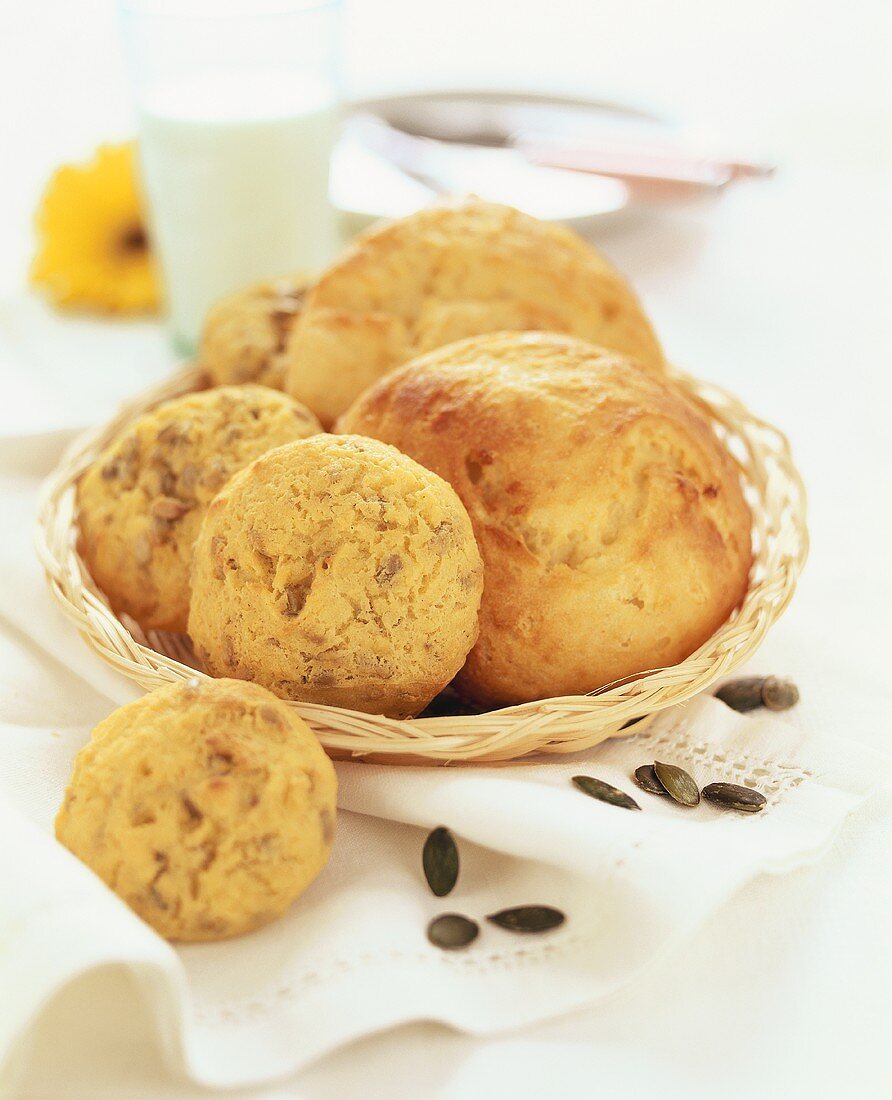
[{"left": 34, "top": 363, "right": 808, "bottom": 764}]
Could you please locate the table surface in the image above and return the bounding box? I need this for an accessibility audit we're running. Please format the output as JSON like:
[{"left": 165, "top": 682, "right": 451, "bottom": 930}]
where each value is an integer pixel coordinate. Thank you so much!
[{"left": 2, "top": 1, "right": 891, "bottom": 1097}]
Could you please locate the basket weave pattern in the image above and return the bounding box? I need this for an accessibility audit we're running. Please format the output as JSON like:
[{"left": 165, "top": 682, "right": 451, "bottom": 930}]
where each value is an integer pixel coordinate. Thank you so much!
[{"left": 35, "top": 363, "right": 808, "bottom": 764}]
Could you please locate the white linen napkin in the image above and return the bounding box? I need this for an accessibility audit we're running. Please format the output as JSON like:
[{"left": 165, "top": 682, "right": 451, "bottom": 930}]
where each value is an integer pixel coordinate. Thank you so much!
[
  {"left": 0, "top": 432, "right": 883, "bottom": 1090},
  {"left": 0, "top": 268, "right": 885, "bottom": 1091}
]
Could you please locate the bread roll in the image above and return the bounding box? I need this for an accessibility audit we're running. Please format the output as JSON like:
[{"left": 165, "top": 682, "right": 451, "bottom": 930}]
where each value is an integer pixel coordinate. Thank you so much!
[
  {"left": 338, "top": 332, "right": 752, "bottom": 707},
  {"left": 56, "top": 677, "right": 336, "bottom": 942},
  {"left": 188, "top": 434, "right": 484, "bottom": 718},
  {"left": 77, "top": 385, "right": 322, "bottom": 633},
  {"left": 200, "top": 275, "right": 307, "bottom": 389},
  {"left": 284, "top": 199, "right": 664, "bottom": 426}
]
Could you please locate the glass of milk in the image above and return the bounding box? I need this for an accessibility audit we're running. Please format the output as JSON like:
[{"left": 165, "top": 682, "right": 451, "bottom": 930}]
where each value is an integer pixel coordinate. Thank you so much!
[{"left": 119, "top": 0, "right": 341, "bottom": 353}]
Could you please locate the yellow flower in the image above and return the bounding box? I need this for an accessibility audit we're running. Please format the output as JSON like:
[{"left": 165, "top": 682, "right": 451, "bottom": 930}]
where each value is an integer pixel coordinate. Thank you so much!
[{"left": 30, "top": 142, "right": 160, "bottom": 314}]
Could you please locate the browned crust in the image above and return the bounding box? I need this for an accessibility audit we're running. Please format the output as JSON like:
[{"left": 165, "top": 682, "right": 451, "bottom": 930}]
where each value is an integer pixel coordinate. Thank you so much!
[
  {"left": 284, "top": 199, "right": 664, "bottom": 426},
  {"left": 338, "top": 332, "right": 752, "bottom": 707}
]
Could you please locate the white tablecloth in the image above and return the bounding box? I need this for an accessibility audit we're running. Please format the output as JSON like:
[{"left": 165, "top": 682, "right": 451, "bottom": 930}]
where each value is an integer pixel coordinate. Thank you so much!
[{"left": 2, "top": 1, "right": 891, "bottom": 1096}]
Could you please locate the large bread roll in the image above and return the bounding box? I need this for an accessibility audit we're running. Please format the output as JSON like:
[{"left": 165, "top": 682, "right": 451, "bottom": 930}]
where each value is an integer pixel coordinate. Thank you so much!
[
  {"left": 284, "top": 199, "right": 664, "bottom": 426},
  {"left": 338, "top": 332, "right": 752, "bottom": 707}
]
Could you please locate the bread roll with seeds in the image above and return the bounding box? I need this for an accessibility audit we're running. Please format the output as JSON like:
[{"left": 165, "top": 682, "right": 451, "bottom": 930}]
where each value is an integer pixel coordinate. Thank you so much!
[
  {"left": 200, "top": 274, "right": 307, "bottom": 389},
  {"left": 55, "top": 677, "right": 336, "bottom": 942},
  {"left": 338, "top": 331, "right": 752, "bottom": 707},
  {"left": 77, "top": 385, "right": 322, "bottom": 633},
  {"left": 188, "top": 434, "right": 484, "bottom": 719}
]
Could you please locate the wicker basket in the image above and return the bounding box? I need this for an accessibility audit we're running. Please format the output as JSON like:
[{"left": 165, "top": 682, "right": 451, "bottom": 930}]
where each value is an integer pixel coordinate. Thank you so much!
[{"left": 35, "top": 362, "right": 808, "bottom": 764}]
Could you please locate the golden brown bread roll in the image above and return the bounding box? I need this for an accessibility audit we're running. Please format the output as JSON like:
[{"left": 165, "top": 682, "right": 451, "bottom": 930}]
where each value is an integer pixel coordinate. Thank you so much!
[
  {"left": 77, "top": 385, "right": 323, "bottom": 634},
  {"left": 200, "top": 275, "right": 307, "bottom": 389},
  {"left": 284, "top": 199, "right": 664, "bottom": 426},
  {"left": 56, "top": 678, "right": 336, "bottom": 942},
  {"left": 188, "top": 434, "right": 484, "bottom": 718},
  {"left": 338, "top": 332, "right": 752, "bottom": 707}
]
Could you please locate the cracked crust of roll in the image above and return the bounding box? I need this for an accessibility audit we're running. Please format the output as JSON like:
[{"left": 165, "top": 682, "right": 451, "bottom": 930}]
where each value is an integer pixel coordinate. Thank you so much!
[
  {"left": 283, "top": 199, "right": 665, "bottom": 426},
  {"left": 337, "top": 332, "right": 753, "bottom": 708},
  {"left": 188, "top": 434, "right": 484, "bottom": 719},
  {"left": 77, "top": 385, "right": 322, "bottom": 634},
  {"left": 55, "top": 678, "right": 337, "bottom": 942},
  {"left": 200, "top": 274, "right": 308, "bottom": 389}
]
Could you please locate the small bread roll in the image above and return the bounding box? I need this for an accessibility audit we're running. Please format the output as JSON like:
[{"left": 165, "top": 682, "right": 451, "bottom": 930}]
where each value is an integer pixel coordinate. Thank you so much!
[
  {"left": 338, "top": 332, "right": 752, "bottom": 707},
  {"left": 200, "top": 275, "right": 307, "bottom": 389},
  {"left": 55, "top": 678, "right": 337, "bottom": 942},
  {"left": 188, "top": 434, "right": 484, "bottom": 718},
  {"left": 283, "top": 199, "right": 664, "bottom": 426},
  {"left": 77, "top": 385, "right": 322, "bottom": 633}
]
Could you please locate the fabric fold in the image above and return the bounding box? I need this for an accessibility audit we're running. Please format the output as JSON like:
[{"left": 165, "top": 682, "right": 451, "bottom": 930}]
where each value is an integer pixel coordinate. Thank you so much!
[
  {"left": 0, "top": 395, "right": 884, "bottom": 1090},
  {"left": 0, "top": 689, "right": 881, "bottom": 1088}
]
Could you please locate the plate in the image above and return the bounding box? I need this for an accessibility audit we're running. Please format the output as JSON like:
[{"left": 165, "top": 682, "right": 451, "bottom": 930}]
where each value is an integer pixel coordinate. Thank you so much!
[{"left": 330, "top": 89, "right": 669, "bottom": 229}]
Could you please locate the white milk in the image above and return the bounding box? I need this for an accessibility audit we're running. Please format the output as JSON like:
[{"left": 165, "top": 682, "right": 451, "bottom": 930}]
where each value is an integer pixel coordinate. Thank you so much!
[{"left": 138, "top": 72, "right": 337, "bottom": 351}]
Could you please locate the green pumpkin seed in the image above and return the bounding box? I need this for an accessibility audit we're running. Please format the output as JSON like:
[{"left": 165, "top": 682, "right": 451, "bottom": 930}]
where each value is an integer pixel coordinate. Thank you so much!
[
  {"left": 702, "top": 782, "right": 767, "bottom": 813},
  {"left": 423, "top": 826, "right": 459, "bottom": 897},
  {"left": 427, "top": 913, "right": 479, "bottom": 950},
  {"left": 633, "top": 764, "right": 670, "bottom": 796},
  {"left": 571, "top": 775, "right": 641, "bottom": 810},
  {"left": 715, "top": 676, "right": 800, "bottom": 713},
  {"left": 715, "top": 677, "right": 766, "bottom": 712},
  {"left": 761, "top": 676, "right": 799, "bottom": 711},
  {"left": 487, "top": 905, "right": 566, "bottom": 933},
  {"left": 653, "top": 761, "right": 701, "bottom": 807}
]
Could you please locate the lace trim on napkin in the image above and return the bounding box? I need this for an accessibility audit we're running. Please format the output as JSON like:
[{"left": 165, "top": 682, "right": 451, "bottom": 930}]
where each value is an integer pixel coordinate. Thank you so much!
[
  {"left": 192, "top": 932, "right": 591, "bottom": 1026},
  {"left": 632, "top": 716, "right": 816, "bottom": 809}
]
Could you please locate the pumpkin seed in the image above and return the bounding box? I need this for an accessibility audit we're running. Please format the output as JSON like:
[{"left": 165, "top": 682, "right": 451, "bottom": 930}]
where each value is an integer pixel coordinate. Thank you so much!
[
  {"left": 487, "top": 905, "right": 566, "bottom": 933},
  {"left": 653, "top": 761, "right": 700, "bottom": 807},
  {"left": 702, "top": 782, "right": 767, "bottom": 813},
  {"left": 150, "top": 495, "right": 191, "bottom": 521},
  {"left": 633, "top": 764, "right": 669, "bottom": 796},
  {"left": 423, "top": 826, "right": 459, "bottom": 897},
  {"left": 427, "top": 913, "right": 478, "bottom": 950},
  {"left": 374, "top": 554, "right": 403, "bottom": 585},
  {"left": 761, "top": 676, "right": 799, "bottom": 711},
  {"left": 715, "top": 677, "right": 766, "bottom": 712},
  {"left": 715, "top": 676, "right": 800, "bottom": 713},
  {"left": 572, "top": 775, "right": 640, "bottom": 811}
]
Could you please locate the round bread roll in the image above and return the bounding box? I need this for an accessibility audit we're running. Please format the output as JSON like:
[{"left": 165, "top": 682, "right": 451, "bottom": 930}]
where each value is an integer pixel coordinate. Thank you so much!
[
  {"left": 200, "top": 274, "right": 307, "bottom": 389},
  {"left": 337, "top": 332, "right": 753, "bottom": 707},
  {"left": 188, "top": 434, "right": 484, "bottom": 718},
  {"left": 78, "top": 385, "right": 322, "bottom": 634},
  {"left": 283, "top": 199, "right": 664, "bottom": 426},
  {"left": 55, "top": 677, "right": 337, "bottom": 942}
]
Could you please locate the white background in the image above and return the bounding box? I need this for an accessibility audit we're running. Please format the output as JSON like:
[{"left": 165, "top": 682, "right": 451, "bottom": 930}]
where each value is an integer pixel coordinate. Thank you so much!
[
  {"left": 1, "top": 0, "right": 889, "bottom": 290},
  {"left": 2, "top": 1, "right": 891, "bottom": 1097}
]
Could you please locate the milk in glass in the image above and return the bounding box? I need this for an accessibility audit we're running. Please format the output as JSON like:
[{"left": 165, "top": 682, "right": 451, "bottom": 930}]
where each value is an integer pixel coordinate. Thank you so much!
[{"left": 138, "top": 71, "right": 337, "bottom": 351}]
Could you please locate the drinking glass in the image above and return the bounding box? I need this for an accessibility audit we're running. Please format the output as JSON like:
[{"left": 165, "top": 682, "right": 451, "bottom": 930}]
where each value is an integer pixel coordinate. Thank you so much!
[{"left": 119, "top": 0, "right": 341, "bottom": 352}]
